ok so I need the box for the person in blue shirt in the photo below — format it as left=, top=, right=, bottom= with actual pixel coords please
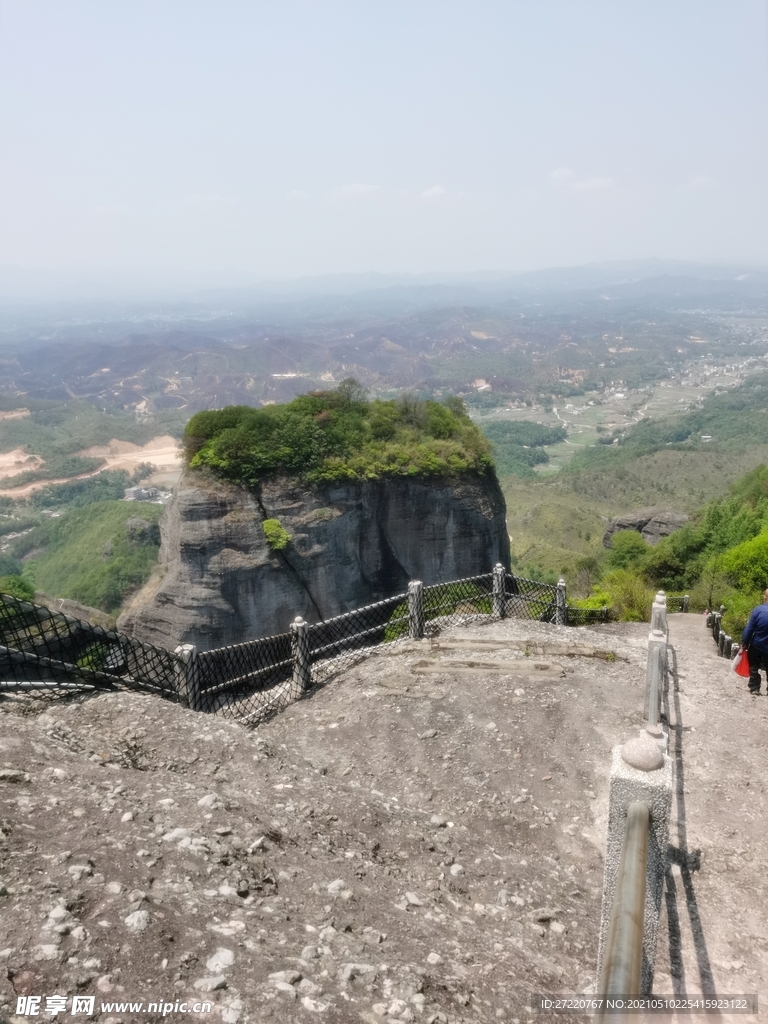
left=741, top=589, right=768, bottom=695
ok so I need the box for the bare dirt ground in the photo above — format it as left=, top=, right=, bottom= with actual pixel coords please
left=0, top=436, right=182, bottom=499
left=76, top=438, right=181, bottom=480
left=0, top=613, right=764, bottom=1024
left=0, top=448, right=43, bottom=483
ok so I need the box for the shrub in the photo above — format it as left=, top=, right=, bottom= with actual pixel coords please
left=0, top=575, right=34, bottom=601
left=599, top=569, right=654, bottom=622
left=262, top=519, right=291, bottom=550
left=721, top=531, right=768, bottom=593
left=606, top=530, right=649, bottom=570
left=719, top=588, right=761, bottom=638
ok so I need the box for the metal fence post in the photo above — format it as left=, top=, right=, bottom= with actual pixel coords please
left=492, top=563, right=506, bottom=619
left=174, top=643, right=201, bottom=711
left=408, top=580, right=425, bottom=639
left=291, top=616, right=312, bottom=692
left=556, top=577, right=567, bottom=625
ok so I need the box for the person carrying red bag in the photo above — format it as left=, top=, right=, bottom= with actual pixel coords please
left=741, top=588, right=768, bottom=695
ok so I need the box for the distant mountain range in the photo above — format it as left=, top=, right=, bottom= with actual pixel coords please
left=1, top=258, right=767, bottom=309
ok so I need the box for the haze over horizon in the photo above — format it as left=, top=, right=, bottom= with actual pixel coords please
left=1, top=1, right=767, bottom=300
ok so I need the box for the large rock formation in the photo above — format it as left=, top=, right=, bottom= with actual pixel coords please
left=602, top=506, right=688, bottom=548
left=119, top=470, right=510, bottom=651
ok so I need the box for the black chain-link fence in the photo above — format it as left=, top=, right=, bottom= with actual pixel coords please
left=0, top=594, right=181, bottom=701
left=0, top=569, right=565, bottom=720
left=422, top=573, right=496, bottom=628
left=194, top=631, right=294, bottom=722
left=504, top=573, right=559, bottom=621
left=565, top=606, right=614, bottom=626
left=307, top=592, right=409, bottom=684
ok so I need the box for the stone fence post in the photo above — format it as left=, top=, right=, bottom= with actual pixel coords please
left=290, top=616, right=312, bottom=692
left=408, top=580, right=425, bottom=639
left=645, top=628, right=667, bottom=724
left=174, top=643, right=201, bottom=712
left=597, top=734, right=672, bottom=995
left=492, top=563, right=506, bottom=619
left=650, top=591, right=667, bottom=634
left=556, top=578, right=567, bottom=626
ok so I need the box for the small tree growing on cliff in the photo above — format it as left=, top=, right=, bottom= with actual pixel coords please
left=262, top=519, right=291, bottom=551
left=336, top=378, right=368, bottom=404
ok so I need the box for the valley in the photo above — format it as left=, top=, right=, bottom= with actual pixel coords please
left=0, top=268, right=767, bottom=621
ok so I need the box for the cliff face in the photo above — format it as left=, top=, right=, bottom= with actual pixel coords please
left=602, top=506, right=689, bottom=547
left=119, top=471, right=510, bottom=651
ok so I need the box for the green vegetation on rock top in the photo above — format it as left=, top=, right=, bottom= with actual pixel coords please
left=184, top=384, right=493, bottom=485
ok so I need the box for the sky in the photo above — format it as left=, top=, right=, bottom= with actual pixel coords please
left=0, top=0, right=767, bottom=293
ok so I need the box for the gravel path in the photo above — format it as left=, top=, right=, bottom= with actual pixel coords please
left=653, top=613, right=768, bottom=1020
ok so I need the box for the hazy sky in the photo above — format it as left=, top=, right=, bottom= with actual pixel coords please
left=1, top=1, right=767, bottom=289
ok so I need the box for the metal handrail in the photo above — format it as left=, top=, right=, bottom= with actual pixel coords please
left=597, top=801, right=650, bottom=1013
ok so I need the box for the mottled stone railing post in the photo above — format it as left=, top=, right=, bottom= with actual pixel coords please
left=492, top=563, right=506, bottom=619
left=408, top=580, right=425, bottom=639
left=645, top=628, right=667, bottom=725
left=291, top=616, right=312, bottom=692
left=556, top=577, right=567, bottom=626
left=650, top=591, right=667, bottom=634
left=597, top=734, right=672, bottom=996
left=682, top=594, right=689, bottom=613
left=646, top=644, right=664, bottom=729
left=174, top=643, right=201, bottom=712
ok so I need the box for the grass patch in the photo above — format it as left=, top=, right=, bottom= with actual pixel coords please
left=11, top=501, right=163, bottom=613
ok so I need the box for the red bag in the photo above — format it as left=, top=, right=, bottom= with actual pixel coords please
left=732, top=648, right=750, bottom=677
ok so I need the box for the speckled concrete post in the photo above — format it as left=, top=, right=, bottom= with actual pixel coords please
left=597, top=744, right=672, bottom=995
left=492, top=563, right=506, bottom=619
left=408, top=580, right=425, bottom=639
left=290, top=616, right=312, bottom=692
left=174, top=643, right=201, bottom=711
left=556, top=578, right=566, bottom=626
left=650, top=603, right=666, bottom=634
left=644, top=629, right=667, bottom=723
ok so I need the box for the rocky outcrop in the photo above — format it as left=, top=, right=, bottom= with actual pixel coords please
left=119, top=470, right=510, bottom=651
left=602, top=506, right=688, bottom=548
